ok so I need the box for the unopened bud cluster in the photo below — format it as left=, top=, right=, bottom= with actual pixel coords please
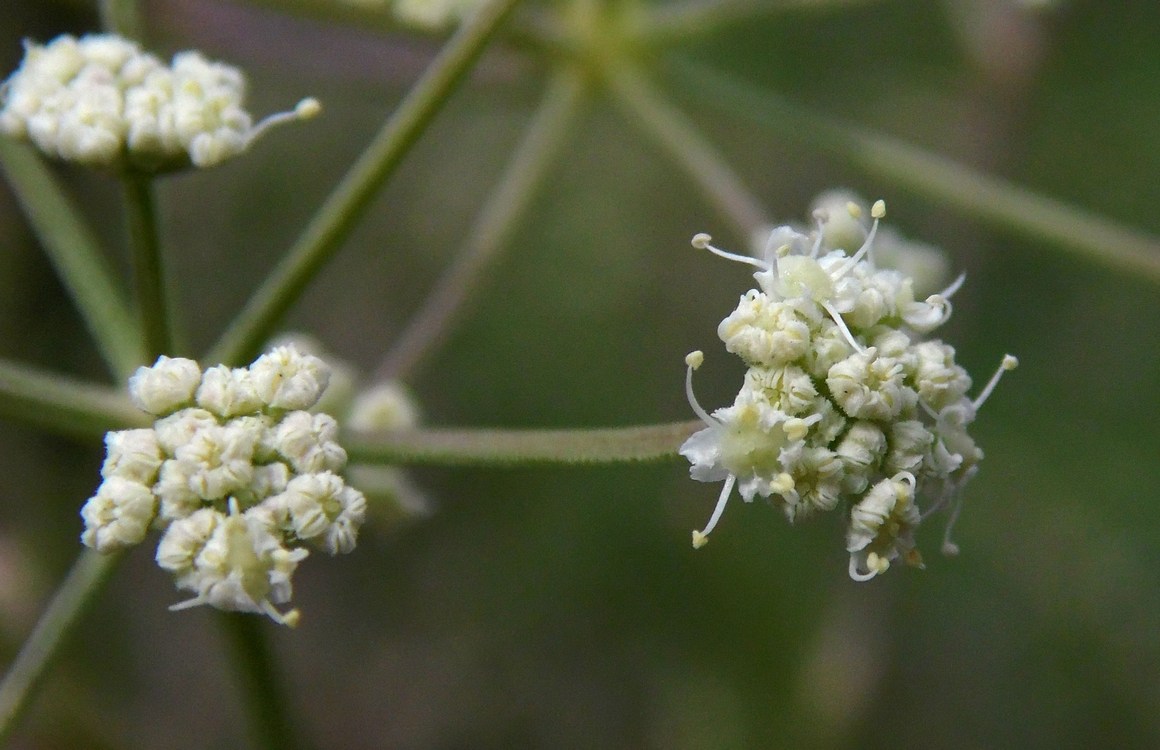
left=0, top=34, right=319, bottom=170
left=81, top=345, right=366, bottom=626
left=683, top=197, right=1016, bottom=580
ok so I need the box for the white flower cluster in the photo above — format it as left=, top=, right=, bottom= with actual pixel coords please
left=0, top=34, right=320, bottom=170
left=682, top=197, right=1017, bottom=580
left=81, top=346, right=367, bottom=626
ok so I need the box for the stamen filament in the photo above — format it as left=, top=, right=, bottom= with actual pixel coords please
left=692, top=473, right=735, bottom=548
left=685, top=355, right=718, bottom=427
left=972, top=354, right=1019, bottom=410
left=821, top=301, right=866, bottom=353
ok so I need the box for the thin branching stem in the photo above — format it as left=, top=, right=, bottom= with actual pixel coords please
left=0, top=357, right=148, bottom=438
left=219, top=614, right=304, bottom=750
left=605, top=64, right=769, bottom=241
left=207, top=0, right=526, bottom=367
left=672, top=59, right=1160, bottom=281
left=346, top=421, right=702, bottom=466
left=123, top=173, right=174, bottom=359
left=0, top=551, right=122, bottom=744
left=376, top=66, right=587, bottom=381
left=0, top=140, right=144, bottom=380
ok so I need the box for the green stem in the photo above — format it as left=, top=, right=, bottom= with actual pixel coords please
left=207, top=0, right=525, bottom=367
left=672, top=59, right=1160, bottom=281
left=0, top=550, right=122, bottom=745
left=98, top=0, right=144, bottom=39
left=345, top=420, right=701, bottom=466
left=634, top=0, right=874, bottom=48
left=0, top=357, right=148, bottom=439
left=605, top=64, right=769, bottom=241
left=375, top=67, right=587, bottom=381
left=218, top=614, right=303, bottom=750
left=0, top=139, right=144, bottom=381
left=123, top=174, right=173, bottom=359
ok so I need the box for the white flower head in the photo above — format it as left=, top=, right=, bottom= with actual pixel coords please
left=81, top=476, right=157, bottom=552
left=128, top=356, right=201, bottom=415
left=1, top=34, right=320, bottom=171
left=249, top=345, right=331, bottom=411
left=685, top=196, right=1016, bottom=579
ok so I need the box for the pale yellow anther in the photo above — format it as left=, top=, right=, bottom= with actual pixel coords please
left=775, top=244, right=792, bottom=257
left=295, top=98, right=322, bottom=119
left=871, top=199, right=886, bottom=219
left=692, top=530, right=709, bottom=549
left=771, top=473, right=795, bottom=494
left=846, top=201, right=863, bottom=219
left=782, top=418, right=809, bottom=441
left=691, top=233, right=712, bottom=250
left=1002, top=354, right=1019, bottom=370
left=685, top=350, right=704, bottom=369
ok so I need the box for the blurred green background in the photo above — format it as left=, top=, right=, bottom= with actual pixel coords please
left=2, top=0, right=1159, bottom=747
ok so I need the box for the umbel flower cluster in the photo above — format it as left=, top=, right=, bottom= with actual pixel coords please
left=0, top=33, right=319, bottom=171
left=682, top=197, right=1016, bottom=580
left=81, top=346, right=367, bottom=626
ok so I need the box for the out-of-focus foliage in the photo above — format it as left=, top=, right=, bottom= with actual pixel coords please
left=1, top=0, right=1158, bottom=747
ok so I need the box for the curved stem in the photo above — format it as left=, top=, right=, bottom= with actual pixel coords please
left=605, top=64, right=769, bottom=241
left=0, top=551, right=122, bottom=745
left=0, top=357, right=148, bottom=438
left=218, top=614, right=304, bottom=750
left=671, top=59, right=1160, bottom=282
left=207, top=0, right=525, bottom=367
left=345, top=420, right=702, bottom=466
left=375, top=66, right=587, bottom=381
left=0, top=139, right=144, bottom=381
left=123, top=174, right=174, bottom=359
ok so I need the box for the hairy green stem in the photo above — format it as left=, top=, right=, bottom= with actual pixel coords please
left=346, top=421, right=701, bottom=466
left=0, top=357, right=148, bottom=438
left=219, top=614, right=304, bottom=750
left=375, top=67, right=587, bottom=381
left=0, top=140, right=144, bottom=380
left=0, top=551, right=122, bottom=745
left=123, top=174, right=174, bottom=359
left=673, top=60, right=1160, bottom=281
left=207, top=0, right=525, bottom=367
left=606, top=64, right=768, bottom=241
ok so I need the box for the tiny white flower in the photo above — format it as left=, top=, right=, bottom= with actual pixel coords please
left=827, top=348, right=917, bottom=421
left=195, top=365, right=262, bottom=418
left=717, top=292, right=819, bottom=367
left=156, top=506, right=221, bottom=586
left=278, top=472, right=367, bottom=555
left=165, top=500, right=307, bottom=626
left=834, top=421, right=887, bottom=494
left=81, top=476, right=157, bottom=552
left=153, top=407, right=219, bottom=454
left=128, top=356, right=201, bottom=416
left=174, top=421, right=257, bottom=501
left=249, top=345, right=331, bottom=411
left=101, top=428, right=163, bottom=484
left=274, top=411, right=347, bottom=474
left=153, top=458, right=202, bottom=524
left=846, top=472, right=923, bottom=581
left=347, top=381, right=421, bottom=433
